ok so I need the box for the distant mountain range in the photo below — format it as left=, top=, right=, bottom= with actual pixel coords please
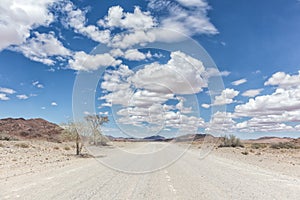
left=143, top=135, right=166, bottom=141
left=1, top=118, right=299, bottom=144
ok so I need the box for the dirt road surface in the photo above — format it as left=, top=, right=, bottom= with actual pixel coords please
left=1, top=142, right=299, bottom=199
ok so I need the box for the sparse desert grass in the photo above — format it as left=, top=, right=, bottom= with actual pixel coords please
left=53, top=146, right=60, bottom=150
left=14, top=143, right=30, bottom=148
left=251, top=143, right=267, bottom=149
left=241, top=151, right=249, bottom=155
left=219, top=135, right=244, bottom=148
left=270, top=142, right=299, bottom=149
left=0, top=143, right=4, bottom=147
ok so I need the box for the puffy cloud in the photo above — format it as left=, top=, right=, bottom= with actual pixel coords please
left=132, top=51, right=207, bottom=94
left=233, top=71, right=300, bottom=132
left=0, top=93, right=9, bottom=101
left=100, top=65, right=134, bottom=106
left=101, top=64, right=133, bottom=92
left=0, top=87, right=16, bottom=94
left=264, top=71, right=300, bottom=89
left=0, top=0, right=57, bottom=51
left=117, top=106, right=205, bottom=131
left=61, top=2, right=111, bottom=44
left=129, top=90, right=174, bottom=107
left=213, top=88, right=239, bottom=106
left=51, top=102, right=57, bottom=106
left=16, top=94, right=29, bottom=100
left=109, top=49, right=124, bottom=57
left=68, top=51, right=122, bottom=71
left=123, top=49, right=152, bottom=61
left=206, top=112, right=236, bottom=133
left=235, top=87, right=300, bottom=118
left=10, top=32, right=71, bottom=65
left=98, top=6, right=157, bottom=31
left=96, top=6, right=157, bottom=49
left=148, top=0, right=218, bottom=42
left=109, top=30, right=156, bottom=49
left=242, top=89, right=263, bottom=97
left=231, top=78, right=247, bottom=86
left=101, top=1, right=218, bottom=48
left=100, top=53, right=207, bottom=132
left=236, top=119, right=295, bottom=133
left=164, top=113, right=205, bottom=132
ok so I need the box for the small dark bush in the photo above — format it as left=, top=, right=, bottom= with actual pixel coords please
left=64, top=146, right=71, bottom=151
left=15, top=143, right=30, bottom=148
left=251, top=143, right=267, bottom=149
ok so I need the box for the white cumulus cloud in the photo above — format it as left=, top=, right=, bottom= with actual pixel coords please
left=98, top=6, right=157, bottom=31
left=123, top=49, right=152, bottom=61
left=10, top=32, right=71, bottom=65
left=131, top=51, right=207, bottom=94
left=213, top=88, right=239, bottom=106
left=264, top=71, right=300, bottom=89
left=61, top=1, right=111, bottom=44
left=68, top=51, right=122, bottom=71
left=0, top=0, right=57, bottom=51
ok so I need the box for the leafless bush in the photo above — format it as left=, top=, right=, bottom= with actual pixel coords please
left=219, top=135, right=244, bottom=148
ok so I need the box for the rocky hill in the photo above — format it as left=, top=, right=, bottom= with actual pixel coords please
left=0, top=118, right=64, bottom=142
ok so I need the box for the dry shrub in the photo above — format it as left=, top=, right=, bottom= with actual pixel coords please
left=219, top=135, right=244, bottom=148
left=251, top=143, right=267, bottom=149
left=15, top=143, right=30, bottom=148
left=53, top=146, right=60, bottom=150
left=64, top=146, right=71, bottom=151
left=270, top=142, right=298, bottom=149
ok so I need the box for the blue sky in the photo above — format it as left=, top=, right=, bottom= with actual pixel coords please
left=0, top=0, right=300, bottom=139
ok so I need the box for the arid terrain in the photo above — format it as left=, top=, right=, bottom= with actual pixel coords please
left=1, top=118, right=300, bottom=199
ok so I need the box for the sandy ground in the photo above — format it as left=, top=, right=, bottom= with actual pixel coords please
left=1, top=140, right=299, bottom=180
left=0, top=140, right=89, bottom=179
left=191, top=143, right=300, bottom=178
left=0, top=141, right=299, bottom=199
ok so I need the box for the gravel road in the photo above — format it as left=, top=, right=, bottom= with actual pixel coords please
left=1, top=142, right=299, bottom=200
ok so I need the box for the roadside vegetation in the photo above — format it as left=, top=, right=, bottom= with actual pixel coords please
left=61, top=114, right=109, bottom=155
left=219, top=135, right=244, bottom=148
left=251, top=143, right=267, bottom=149
left=270, top=142, right=299, bottom=149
